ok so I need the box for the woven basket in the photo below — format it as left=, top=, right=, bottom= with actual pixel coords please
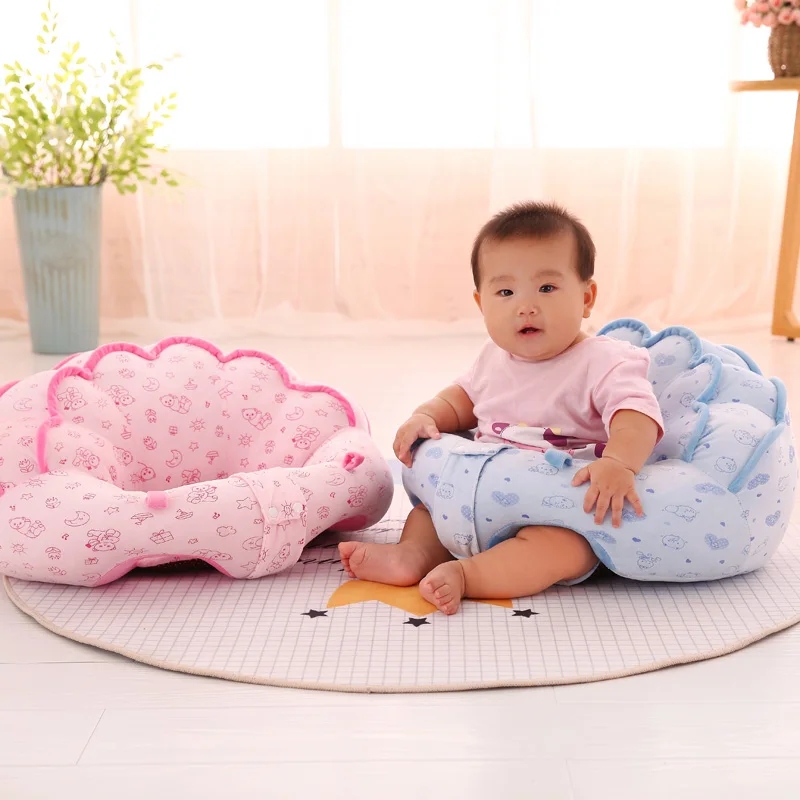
left=768, top=24, right=800, bottom=78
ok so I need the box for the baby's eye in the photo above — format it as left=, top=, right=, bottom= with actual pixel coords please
left=497, top=289, right=514, bottom=298
left=539, top=284, right=556, bottom=294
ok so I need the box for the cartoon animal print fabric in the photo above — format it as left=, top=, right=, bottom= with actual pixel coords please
left=0, top=338, right=392, bottom=586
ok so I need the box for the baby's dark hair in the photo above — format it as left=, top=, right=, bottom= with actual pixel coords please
left=470, top=201, right=595, bottom=288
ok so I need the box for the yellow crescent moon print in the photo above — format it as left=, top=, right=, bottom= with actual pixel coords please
left=327, top=580, right=512, bottom=616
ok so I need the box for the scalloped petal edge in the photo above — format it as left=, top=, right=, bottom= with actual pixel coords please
left=598, top=318, right=789, bottom=494
left=1, top=336, right=361, bottom=477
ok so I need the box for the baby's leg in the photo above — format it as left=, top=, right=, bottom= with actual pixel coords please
left=339, top=505, right=453, bottom=586
left=420, top=526, right=598, bottom=615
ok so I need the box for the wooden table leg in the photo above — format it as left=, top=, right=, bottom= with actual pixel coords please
left=772, top=93, right=800, bottom=340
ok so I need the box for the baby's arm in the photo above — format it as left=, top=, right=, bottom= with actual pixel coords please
left=573, top=346, right=664, bottom=527
left=603, top=409, right=660, bottom=473
left=394, top=385, right=477, bottom=467
left=415, top=385, right=477, bottom=433
left=572, top=409, right=660, bottom=527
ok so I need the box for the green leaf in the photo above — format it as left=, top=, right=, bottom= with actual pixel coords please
left=1, top=25, right=177, bottom=195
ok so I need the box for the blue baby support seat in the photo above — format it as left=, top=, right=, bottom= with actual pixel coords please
left=402, top=320, right=798, bottom=582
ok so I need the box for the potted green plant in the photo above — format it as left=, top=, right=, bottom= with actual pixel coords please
left=0, top=2, right=178, bottom=354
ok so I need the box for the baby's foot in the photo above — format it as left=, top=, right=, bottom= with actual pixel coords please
left=338, top=541, right=429, bottom=586
left=420, top=561, right=466, bottom=615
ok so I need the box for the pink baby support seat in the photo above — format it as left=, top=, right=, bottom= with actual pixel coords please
left=0, top=338, right=393, bottom=586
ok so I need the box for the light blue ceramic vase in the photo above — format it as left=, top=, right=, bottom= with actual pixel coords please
left=12, top=185, right=102, bottom=355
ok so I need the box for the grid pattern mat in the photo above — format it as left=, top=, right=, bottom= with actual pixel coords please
left=6, top=500, right=800, bottom=692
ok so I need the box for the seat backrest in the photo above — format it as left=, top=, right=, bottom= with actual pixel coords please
left=600, top=319, right=786, bottom=490
left=3, top=340, right=356, bottom=491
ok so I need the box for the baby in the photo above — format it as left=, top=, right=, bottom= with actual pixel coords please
left=339, top=201, right=664, bottom=614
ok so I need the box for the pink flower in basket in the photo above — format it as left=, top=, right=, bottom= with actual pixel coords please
left=740, top=0, right=800, bottom=18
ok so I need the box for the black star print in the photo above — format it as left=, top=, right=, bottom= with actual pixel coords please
left=302, top=609, right=328, bottom=618
left=512, top=609, right=539, bottom=618
left=404, top=617, right=430, bottom=627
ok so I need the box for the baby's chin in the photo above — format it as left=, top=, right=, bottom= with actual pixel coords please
left=497, top=330, right=576, bottom=361
left=507, top=336, right=555, bottom=361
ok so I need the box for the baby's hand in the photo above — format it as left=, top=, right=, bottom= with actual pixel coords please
left=571, top=456, right=644, bottom=528
left=393, top=413, right=441, bottom=468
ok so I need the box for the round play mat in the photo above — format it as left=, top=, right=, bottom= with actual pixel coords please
left=5, top=515, right=800, bottom=693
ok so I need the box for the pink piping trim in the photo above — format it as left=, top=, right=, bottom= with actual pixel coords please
left=37, top=336, right=359, bottom=473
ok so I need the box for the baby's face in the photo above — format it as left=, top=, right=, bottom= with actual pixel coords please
left=474, top=232, right=596, bottom=361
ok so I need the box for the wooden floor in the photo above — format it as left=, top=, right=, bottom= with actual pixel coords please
left=0, top=329, right=799, bottom=799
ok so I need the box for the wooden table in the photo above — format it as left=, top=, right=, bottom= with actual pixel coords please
left=731, top=78, right=800, bottom=340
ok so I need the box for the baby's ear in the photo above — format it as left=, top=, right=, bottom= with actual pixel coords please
left=473, top=289, right=483, bottom=312
left=583, top=279, right=598, bottom=318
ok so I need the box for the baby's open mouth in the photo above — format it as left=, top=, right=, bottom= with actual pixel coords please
left=518, top=326, right=540, bottom=335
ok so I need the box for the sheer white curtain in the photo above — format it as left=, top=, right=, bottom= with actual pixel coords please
left=0, top=0, right=796, bottom=338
